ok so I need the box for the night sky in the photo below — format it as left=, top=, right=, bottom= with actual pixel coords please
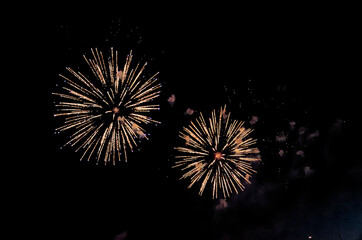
left=6, top=8, right=361, bottom=240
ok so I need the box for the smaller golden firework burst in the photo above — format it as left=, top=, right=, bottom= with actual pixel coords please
left=174, top=106, right=261, bottom=199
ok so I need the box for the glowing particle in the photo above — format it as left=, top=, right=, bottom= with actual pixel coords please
left=278, top=149, right=285, bottom=157
left=167, top=94, right=176, bottom=106
left=185, top=108, right=195, bottom=115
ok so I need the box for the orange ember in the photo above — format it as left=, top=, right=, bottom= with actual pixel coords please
left=112, top=107, right=120, bottom=114
left=214, top=152, right=223, bottom=160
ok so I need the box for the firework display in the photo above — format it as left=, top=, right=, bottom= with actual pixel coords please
left=53, top=48, right=161, bottom=164
left=174, top=106, right=261, bottom=199
left=47, top=16, right=358, bottom=240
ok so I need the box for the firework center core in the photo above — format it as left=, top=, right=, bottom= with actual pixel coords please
left=112, top=107, right=120, bottom=114
left=214, top=151, right=223, bottom=160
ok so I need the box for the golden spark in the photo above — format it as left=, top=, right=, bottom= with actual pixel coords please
left=173, top=106, right=261, bottom=199
left=53, top=48, right=161, bottom=164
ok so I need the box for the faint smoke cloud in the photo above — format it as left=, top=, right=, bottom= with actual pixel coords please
left=288, top=168, right=299, bottom=179
left=307, top=130, right=320, bottom=140
left=114, top=231, right=127, bottom=240
left=276, top=84, right=287, bottom=92
left=250, top=115, right=259, bottom=125
left=303, top=166, right=314, bottom=176
left=334, top=118, right=343, bottom=128
left=298, top=127, right=307, bottom=135
left=289, top=121, right=296, bottom=130
left=276, top=132, right=287, bottom=142
left=215, top=199, right=228, bottom=211
left=296, top=150, right=304, bottom=158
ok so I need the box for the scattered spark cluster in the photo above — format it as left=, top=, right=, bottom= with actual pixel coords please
left=275, top=120, right=320, bottom=172
left=53, top=48, right=161, bottom=164
left=173, top=106, right=261, bottom=199
left=222, top=80, right=322, bottom=182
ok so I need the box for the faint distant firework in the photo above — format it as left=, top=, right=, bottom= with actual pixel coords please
left=173, top=106, right=261, bottom=199
left=53, top=48, right=161, bottom=164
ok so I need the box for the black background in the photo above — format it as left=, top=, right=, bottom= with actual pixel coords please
left=4, top=6, right=361, bottom=240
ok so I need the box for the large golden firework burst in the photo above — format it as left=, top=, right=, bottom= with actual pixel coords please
left=174, top=106, right=261, bottom=199
left=53, top=48, right=161, bottom=164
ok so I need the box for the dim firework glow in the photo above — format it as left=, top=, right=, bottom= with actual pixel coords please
left=53, top=48, right=161, bottom=164
left=174, top=106, right=261, bottom=199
